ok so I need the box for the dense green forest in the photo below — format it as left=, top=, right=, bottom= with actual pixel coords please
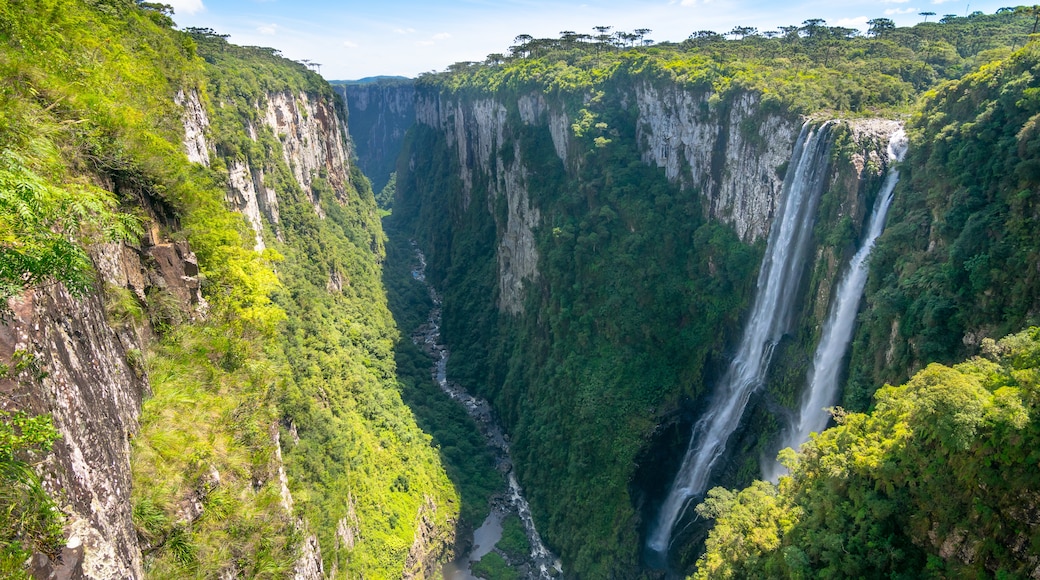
left=697, top=326, right=1040, bottom=579
left=391, top=9, right=1040, bottom=578
left=0, top=1, right=458, bottom=578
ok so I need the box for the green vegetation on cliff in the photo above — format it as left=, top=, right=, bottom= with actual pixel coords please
left=422, top=10, right=1034, bottom=116
left=848, top=41, right=1040, bottom=408
left=0, top=1, right=458, bottom=577
left=696, top=327, right=1040, bottom=578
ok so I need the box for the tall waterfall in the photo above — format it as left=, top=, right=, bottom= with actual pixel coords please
left=763, top=128, right=908, bottom=482
left=646, top=121, right=834, bottom=558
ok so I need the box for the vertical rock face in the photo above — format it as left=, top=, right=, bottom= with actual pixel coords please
left=2, top=236, right=206, bottom=580
left=175, top=88, right=211, bottom=167
left=337, top=80, right=416, bottom=194
left=415, top=92, right=542, bottom=314
left=634, top=84, right=799, bottom=243
left=412, top=85, right=799, bottom=313
left=187, top=89, right=353, bottom=252
left=264, top=91, right=352, bottom=200
left=227, top=161, right=268, bottom=252
left=1, top=285, right=145, bottom=580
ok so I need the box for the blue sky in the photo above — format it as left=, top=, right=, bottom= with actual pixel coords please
left=167, top=0, right=1017, bottom=79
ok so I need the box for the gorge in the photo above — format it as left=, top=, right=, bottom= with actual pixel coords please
left=3, top=2, right=1040, bottom=580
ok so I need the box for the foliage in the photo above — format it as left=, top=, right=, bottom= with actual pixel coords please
left=696, top=327, right=1040, bottom=579
left=419, top=11, right=1037, bottom=117
left=131, top=326, right=298, bottom=578
left=0, top=412, right=63, bottom=580
left=382, top=231, right=502, bottom=529
left=848, top=41, right=1040, bottom=408
left=0, top=148, right=141, bottom=304
left=471, top=551, right=519, bottom=580
left=496, top=514, right=531, bottom=562
left=376, top=171, right=397, bottom=213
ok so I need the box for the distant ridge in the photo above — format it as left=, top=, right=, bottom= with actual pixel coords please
left=330, top=75, right=412, bottom=85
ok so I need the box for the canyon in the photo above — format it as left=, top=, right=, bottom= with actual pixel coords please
left=4, top=4, right=1040, bottom=580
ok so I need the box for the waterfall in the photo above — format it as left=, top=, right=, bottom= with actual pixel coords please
left=646, top=121, right=834, bottom=558
left=762, top=128, right=908, bottom=482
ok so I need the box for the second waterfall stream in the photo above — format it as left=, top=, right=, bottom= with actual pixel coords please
left=763, top=127, right=908, bottom=481
left=647, top=121, right=835, bottom=558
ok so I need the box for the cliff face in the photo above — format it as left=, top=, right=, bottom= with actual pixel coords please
left=218, top=89, right=355, bottom=250
left=336, top=80, right=415, bottom=194
left=415, top=93, right=541, bottom=314
left=635, top=84, right=798, bottom=243
left=2, top=230, right=205, bottom=579
left=410, top=85, right=801, bottom=317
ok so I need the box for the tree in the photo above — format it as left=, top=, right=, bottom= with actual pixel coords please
left=1015, top=5, right=1040, bottom=34
left=801, top=18, right=827, bottom=38
left=920, top=11, right=936, bottom=22
left=867, top=18, right=895, bottom=37
left=728, top=26, right=758, bottom=40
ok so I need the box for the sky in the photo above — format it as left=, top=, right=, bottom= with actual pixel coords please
left=166, top=0, right=1018, bottom=80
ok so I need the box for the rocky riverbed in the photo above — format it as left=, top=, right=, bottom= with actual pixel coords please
left=409, top=245, right=562, bottom=580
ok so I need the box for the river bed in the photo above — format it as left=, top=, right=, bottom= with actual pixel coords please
left=409, top=244, right=562, bottom=580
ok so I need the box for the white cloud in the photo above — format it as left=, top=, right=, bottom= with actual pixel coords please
left=884, top=7, right=917, bottom=14
left=416, top=40, right=435, bottom=46
left=432, top=32, right=452, bottom=40
left=931, top=0, right=955, bottom=3
left=836, top=16, right=869, bottom=30
left=880, top=0, right=909, bottom=3
left=257, top=23, right=277, bottom=35
left=342, top=40, right=358, bottom=48
left=167, top=0, right=204, bottom=15
left=394, top=27, right=416, bottom=35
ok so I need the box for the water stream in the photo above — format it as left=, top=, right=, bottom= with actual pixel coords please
left=409, top=245, right=562, bottom=579
left=762, top=128, right=908, bottom=482
left=646, top=121, right=834, bottom=559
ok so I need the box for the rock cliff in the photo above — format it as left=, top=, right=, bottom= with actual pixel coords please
left=3, top=233, right=206, bottom=579
left=634, top=85, right=799, bottom=242
left=414, top=92, right=541, bottom=314
left=336, top=80, right=415, bottom=194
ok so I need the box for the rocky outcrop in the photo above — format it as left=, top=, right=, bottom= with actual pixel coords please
left=634, top=84, right=799, bottom=242
left=1, top=283, right=145, bottom=580
left=402, top=496, right=451, bottom=579
left=264, top=91, right=352, bottom=203
left=227, top=160, right=269, bottom=252
left=415, top=94, right=542, bottom=314
left=175, top=88, right=211, bottom=167
left=218, top=90, right=352, bottom=251
left=2, top=234, right=207, bottom=580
